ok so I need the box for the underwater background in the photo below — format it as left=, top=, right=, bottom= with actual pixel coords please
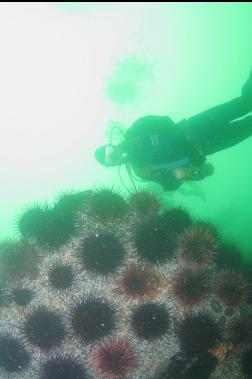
left=0, top=2, right=252, bottom=255
left=1, top=3, right=252, bottom=379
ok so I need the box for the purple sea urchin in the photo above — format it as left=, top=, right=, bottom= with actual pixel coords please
left=79, top=232, right=126, bottom=276
left=135, top=215, right=175, bottom=264
left=70, top=297, right=116, bottom=343
left=216, top=242, right=243, bottom=270
left=117, top=264, right=161, bottom=300
left=39, top=356, right=88, bottom=379
left=153, top=351, right=217, bottom=379
left=176, top=222, right=218, bottom=267
left=39, top=357, right=90, bottom=379
left=86, top=187, right=129, bottom=220
left=131, top=302, right=170, bottom=340
left=93, top=338, right=137, bottom=378
left=172, top=267, right=210, bottom=308
left=16, top=203, right=48, bottom=239
left=161, top=206, right=192, bottom=236
left=176, top=313, right=221, bottom=354
left=0, top=335, right=30, bottom=373
left=12, top=288, right=33, bottom=306
left=214, top=269, right=251, bottom=308
left=227, top=315, right=252, bottom=347
left=34, top=207, right=77, bottom=248
left=241, top=343, right=252, bottom=377
left=48, top=263, right=74, bottom=290
left=17, top=202, right=76, bottom=248
left=23, top=306, right=65, bottom=351
left=53, top=189, right=93, bottom=215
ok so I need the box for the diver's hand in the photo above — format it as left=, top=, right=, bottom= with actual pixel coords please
left=151, top=169, right=182, bottom=191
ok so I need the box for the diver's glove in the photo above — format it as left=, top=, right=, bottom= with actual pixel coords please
left=241, top=68, right=252, bottom=105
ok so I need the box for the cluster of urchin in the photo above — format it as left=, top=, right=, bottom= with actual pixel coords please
left=1, top=187, right=252, bottom=379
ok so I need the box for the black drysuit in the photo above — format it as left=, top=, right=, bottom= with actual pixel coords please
left=122, top=92, right=252, bottom=190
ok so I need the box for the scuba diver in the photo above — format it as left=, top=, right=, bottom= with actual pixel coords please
left=95, top=69, right=252, bottom=191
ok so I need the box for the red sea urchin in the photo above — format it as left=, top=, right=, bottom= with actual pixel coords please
left=128, top=188, right=163, bottom=222
left=176, top=222, right=218, bottom=267
left=172, top=267, right=210, bottom=308
left=0, top=239, right=39, bottom=282
left=117, top=264, right=162, bottom=300
left=214, top=268, right=251, bottom=308
left=93, top=338, right=137, bottom=378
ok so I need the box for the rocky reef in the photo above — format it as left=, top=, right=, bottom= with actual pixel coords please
left=0, top=187, right=252, bottom=379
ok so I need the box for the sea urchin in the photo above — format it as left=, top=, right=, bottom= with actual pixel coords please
left=70, top=297, right=116, bottom=344
left=176, top=312, right=221, bottom=354
left=117, top=264, right=161, bottom=300
left=172, top=267, right=210, bottom=308
left=23, top=306, right=65, bottom=351
left=131, top=302, right=170, bottom=340
left=93, top=338, right=137, bottom=378
left=214, top=268, right=251, bottom=308
left=176, top=222, right=218, bottom=267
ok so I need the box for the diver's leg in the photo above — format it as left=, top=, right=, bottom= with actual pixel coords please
left=186, top=68, right=252, bottom=127
left=241, top=68, right=252, bottom=103
left=178, top=69, right=252, bottom=155
left=178, top=98, right=252, bottom=155
left=185, top=96, right=252, bottom=129
left=209, top=116, right=252, bottom=154
left=194, top=116, right=252, bottom=155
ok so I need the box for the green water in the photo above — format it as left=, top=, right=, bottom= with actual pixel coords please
left=1, top=1, right=252, bottom=259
